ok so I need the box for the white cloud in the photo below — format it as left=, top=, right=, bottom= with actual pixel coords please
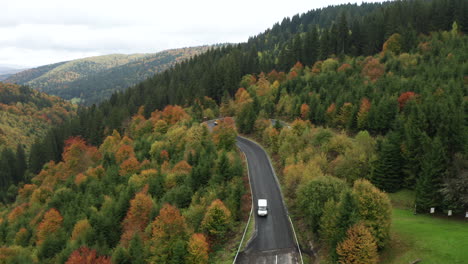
left=0, top=0, right=385, bottom=67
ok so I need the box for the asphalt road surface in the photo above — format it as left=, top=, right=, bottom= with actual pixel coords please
left=235, top=136, right=300, bottom=264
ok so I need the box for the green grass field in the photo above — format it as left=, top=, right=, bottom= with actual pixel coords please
left=381, top=191, right=468, bottom=264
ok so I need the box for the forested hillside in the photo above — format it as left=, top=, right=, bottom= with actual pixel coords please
left=25, top=0, right=466, bottom=177
left=0, top=82, right=76, bottom=202
left=0, top=0, right=466, bottom=263
left=5, top=46, right=212, bottom=105
left=0, top=106, right=247, bottom=263
left=0, top=66, right=27, bottom=81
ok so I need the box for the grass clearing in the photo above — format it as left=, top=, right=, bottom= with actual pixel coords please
left=388, top=189, right=416, bottom=210
left=380, top=208, right=468, bottom=264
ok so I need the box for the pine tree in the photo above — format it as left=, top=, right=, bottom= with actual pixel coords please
left=337, top=12, right=349, bottom=55
left=215, top=151, right=231, bottom=183
left=371, top=131, right=403, bottom=193
left=330, top=191, right=358, bottom=260
left=15, top=144, right=27, bottom=183
left=128, top=234, right=145, bottom=264
left=236, top=103, right=257, bottom=134
left=303, top=26, right=319, bottom=66
left=0, top=148, right=16, bottom=191
left=415, top=137, right=447, bottom=213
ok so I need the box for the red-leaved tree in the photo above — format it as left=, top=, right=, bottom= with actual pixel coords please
left=66, top=247, right=111, bottom=264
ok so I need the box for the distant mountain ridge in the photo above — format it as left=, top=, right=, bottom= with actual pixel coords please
left=4, top=46, right=212, bottom=105
left=0, top=66, right=28, bottom=81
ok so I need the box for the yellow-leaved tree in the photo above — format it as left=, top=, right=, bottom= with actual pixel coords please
left=336, top=222, right=378, bottom=264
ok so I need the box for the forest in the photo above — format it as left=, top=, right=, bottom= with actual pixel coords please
left=0, top=0, right=466, bottom=263
left=0, top=106, right=248, bottom=263
left=5, top=46, right=212, bottom=105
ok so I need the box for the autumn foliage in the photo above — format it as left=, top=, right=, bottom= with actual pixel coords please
left=186, top=233, right=210, bottom=264
left=149, top=204, right=188, bottom=262
left=119, top=157, right=141, bottom=176
left=71, top=219, right=92, bottom=243
left=37, top=208, right=63, bottom=245
left=382, top=33, right=402, bottom=54
left=398, top=91, right=417, bottom=110
left=361, top=57, right=385, bottom=82
left=357, top=98, right=371, bottom=129
left=300, top=103, right=310, bottom=120
left=201, top=199, right=232, bottom=241
left=121, top=190, right=153, bottom=246
left=66, top=247, right=112, bottom=264
left=336, top=223, right=378, bottom=264
left=151, top=105, right=190, bottom=125
left=62, top=137, right=101, bottom=174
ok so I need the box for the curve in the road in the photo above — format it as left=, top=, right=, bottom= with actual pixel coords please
left=236, top=136, right=300, bottom=264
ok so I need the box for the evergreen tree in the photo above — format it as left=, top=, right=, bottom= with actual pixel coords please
left=319, top=29, right=331, bottom=60
left=216, top=151, right=231, bottom=183
left=337, top=12, right=349, bottom=55
left=402, top=101, right=427, bottom=187
left=236, top=103, right=257, bottom=134
left=128, top=234, right=145, bottom=264
left=330, top=191, right=358, bottom=261
left=292, top=34, right=303, bottom=63
left=0, top=148, right=16, bottom=191
left=15, top=144, right=27, bottom=183
left=350, top=20, right=364, bottom=56
left=415, top=137, right=448, bottom=213
left=371, top=131, right=403, bottom=193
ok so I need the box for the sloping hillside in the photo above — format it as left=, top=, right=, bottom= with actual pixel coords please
left=0, top=82, right=76, bottom=151
left=4, top=46, right=212, bottom=105
left=0, top=66, right=28, bottom=81
left=4, top=61, right=68, bottom=84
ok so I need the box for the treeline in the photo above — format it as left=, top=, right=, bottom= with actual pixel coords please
left=0, top=107, right=247, bottom=263
left=229, top=27, right=467, bottom=212
left=26, top=0, right=467, bottom=179
left=252, top=0, right=468, bottom=71
left=0, top=83, right=76, bottom=201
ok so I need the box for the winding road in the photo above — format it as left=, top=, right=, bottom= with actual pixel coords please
left=235, top=136, right=301, bottom=264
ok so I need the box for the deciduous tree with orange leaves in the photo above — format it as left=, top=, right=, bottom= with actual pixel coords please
left=336, top=222, right=378, bottom=264
left=300, top=103, right=310, bottom=120
left=66, top=247, right=112, bottom=264
left=119, top=157, right=141, bottom=176
left=151, top=105, right=190, bottom=125
left=361, top=57, right=385, bottom=82
left=62, top=137, right=101, bottom=174
left=37, top=208, right=63, bottom=245
left=357, top=98, right=371, bottom=130
left=186, top=233, right=209, bottom=264
left=120, top=189, right=153, bottom=246
left=149, top=204, right=189, bottom=263
left=397, top=91, right=417, bottom=110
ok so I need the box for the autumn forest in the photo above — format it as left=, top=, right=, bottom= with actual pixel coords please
left=0, top=0, right=467, bottom=263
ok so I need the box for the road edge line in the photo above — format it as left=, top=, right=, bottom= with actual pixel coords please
left=233, top=142, right=255, bottom=264
left=289, top=216, right=304, bottom=264
left=239, top=135, right=305, bottom=264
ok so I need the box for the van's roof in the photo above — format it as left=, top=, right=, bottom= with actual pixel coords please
left=258, top=199, right=267, bottom=205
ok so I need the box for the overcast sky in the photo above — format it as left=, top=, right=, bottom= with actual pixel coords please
left=1, top=0, right=386, bottom=68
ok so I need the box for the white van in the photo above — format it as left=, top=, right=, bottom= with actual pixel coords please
left=257, top=199, right=268, bottom=216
